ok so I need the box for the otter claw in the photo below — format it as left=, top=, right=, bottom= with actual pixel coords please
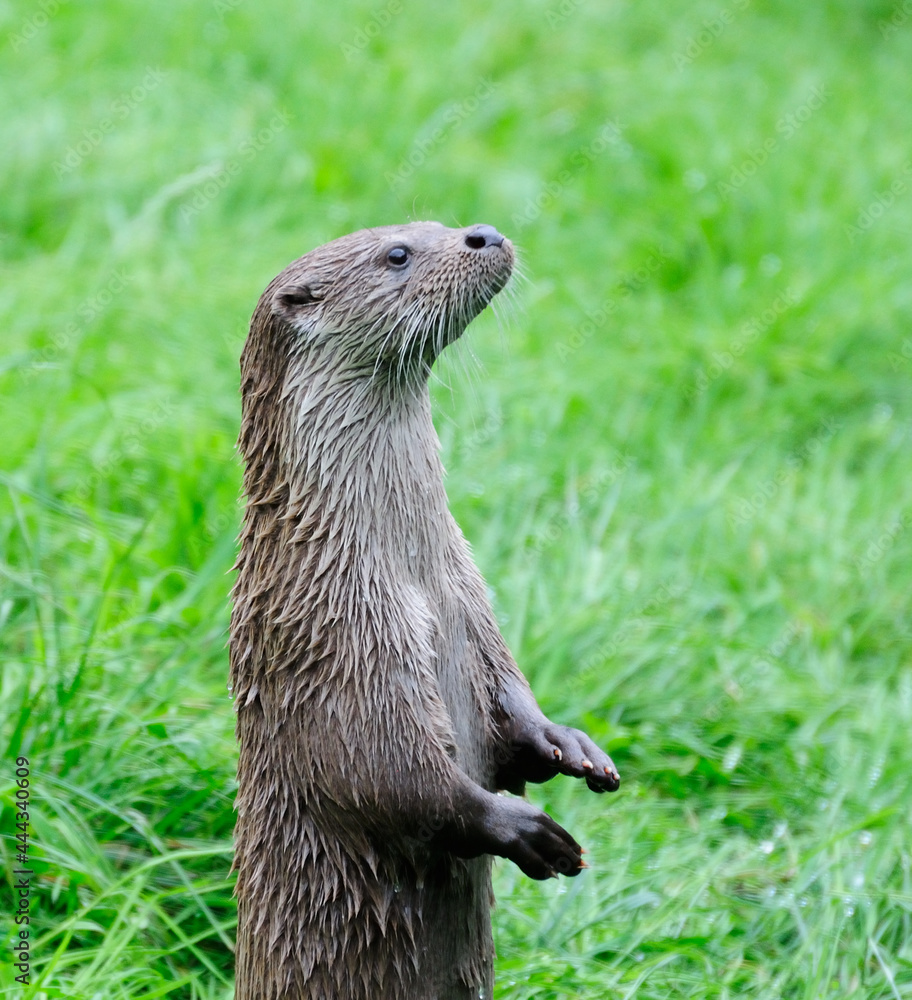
left=582, top=759, right=593, bottom=770
left=553, top=747, right=562, bottom=761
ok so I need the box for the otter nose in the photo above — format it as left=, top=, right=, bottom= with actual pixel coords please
left=464, top=224, right=505, bottom=250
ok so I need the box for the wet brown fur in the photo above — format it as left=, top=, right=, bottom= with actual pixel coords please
left=230, top=222, right=619, bottom=1000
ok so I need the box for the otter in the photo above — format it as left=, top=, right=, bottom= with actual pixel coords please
left=229, top=221, right=620, bottom=1000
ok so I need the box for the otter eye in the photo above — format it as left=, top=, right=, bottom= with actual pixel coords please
left=387, top=246, right=410, bottom=268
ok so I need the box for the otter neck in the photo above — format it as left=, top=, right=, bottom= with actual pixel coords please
left=251, top=372, right=450, bottom=585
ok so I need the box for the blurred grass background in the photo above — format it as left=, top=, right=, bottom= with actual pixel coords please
left=2, top=0, right=912, bottom=996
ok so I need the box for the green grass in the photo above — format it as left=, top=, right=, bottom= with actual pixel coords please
left=2, top=0, right=912, bottom=996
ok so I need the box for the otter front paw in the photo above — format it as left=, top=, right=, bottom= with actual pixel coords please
left=543, top=723, right=620, bottom=792
left=483, top=796, right=585, bottom=880
left=498, top=719, right=620, bottom=793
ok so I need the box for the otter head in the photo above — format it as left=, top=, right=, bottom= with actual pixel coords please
left=257, top=221, right=514, bottom=383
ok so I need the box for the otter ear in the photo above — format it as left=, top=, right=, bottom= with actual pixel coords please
left=271, top=282, right=326, bottom=319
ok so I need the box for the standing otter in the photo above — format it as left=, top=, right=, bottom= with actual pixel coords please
left=230, top=221, right=620, bottom=1000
